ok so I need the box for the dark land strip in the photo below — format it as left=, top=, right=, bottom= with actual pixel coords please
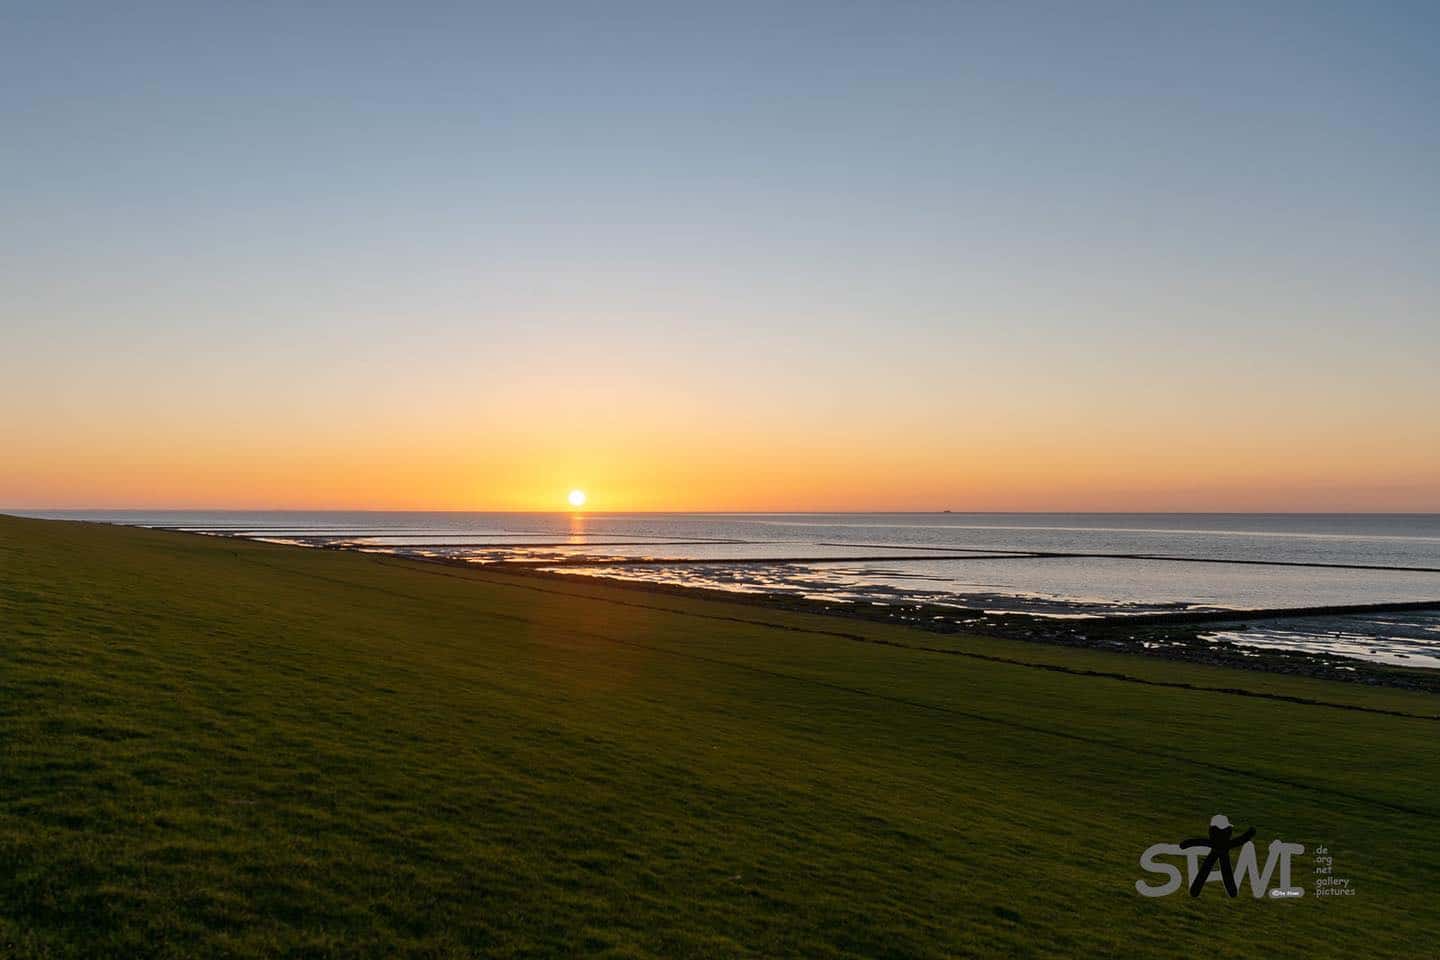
left=507, top=549, right=1440, bottom=575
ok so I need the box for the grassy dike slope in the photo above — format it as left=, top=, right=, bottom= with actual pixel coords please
left=1, top=515, right=1438, bottom=958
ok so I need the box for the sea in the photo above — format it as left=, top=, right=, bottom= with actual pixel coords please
left=19, top=511, right=1440, bottom=669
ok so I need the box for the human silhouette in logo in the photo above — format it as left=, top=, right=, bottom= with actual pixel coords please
left=1180, top=814, right=1255, bottom=897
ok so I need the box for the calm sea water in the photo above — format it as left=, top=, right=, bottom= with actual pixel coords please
left=20, top=511, right=1440, bottom=668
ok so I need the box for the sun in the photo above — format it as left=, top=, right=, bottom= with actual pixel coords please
left=567, top=489, right=587, bottom=508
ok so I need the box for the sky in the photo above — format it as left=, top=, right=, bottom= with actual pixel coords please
left=3, top=1, right=1438, bottom=511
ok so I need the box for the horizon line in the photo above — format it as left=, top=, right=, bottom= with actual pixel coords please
left=8, top=508, right=1440, bottom=517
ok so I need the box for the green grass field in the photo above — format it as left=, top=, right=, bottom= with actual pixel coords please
left=2, top=515, right=1438, bottom=958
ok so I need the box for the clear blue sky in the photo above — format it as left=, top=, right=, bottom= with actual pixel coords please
left=4, top=2, right=1438, bottom=510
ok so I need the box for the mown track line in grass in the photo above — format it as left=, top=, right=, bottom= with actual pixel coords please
left=573, top=627, right=1440, bottom=821
left=148, top=538, right=1440, bottom=724
left=373, top=558, right=1440, bottom=723
left=223, top=550, right=1440, bottom=820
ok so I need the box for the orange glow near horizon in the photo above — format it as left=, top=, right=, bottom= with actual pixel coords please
left=4, top=420, right=1438, bottom=513
left=4, top=333, right=1438, bottom=513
